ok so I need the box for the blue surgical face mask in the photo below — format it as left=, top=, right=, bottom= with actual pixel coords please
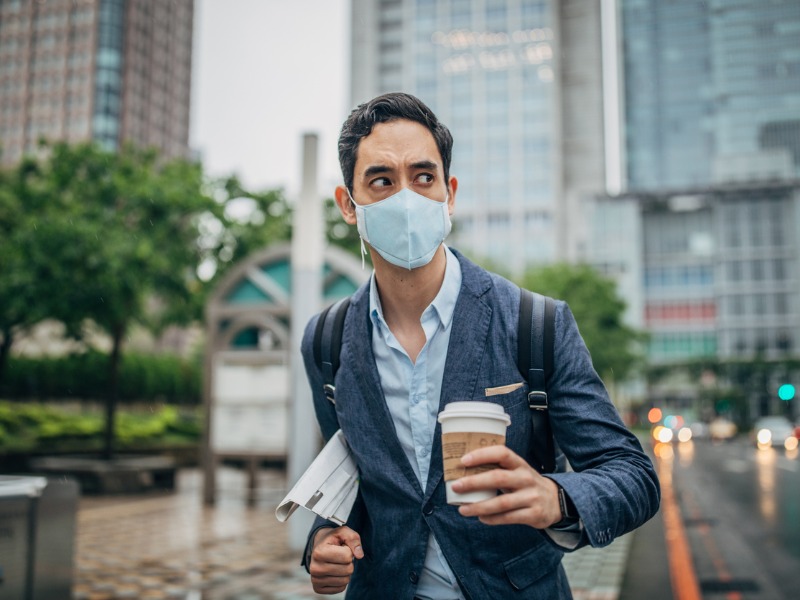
left=348, top=187, right=452, bottom=270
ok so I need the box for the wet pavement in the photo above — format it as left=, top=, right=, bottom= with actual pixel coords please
left=73, top=466, right=634, bottom=600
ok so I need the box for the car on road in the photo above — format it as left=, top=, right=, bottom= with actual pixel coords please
left=708, top=417, right=737, bottom=442
left=753, top=416, right=796, bottom=449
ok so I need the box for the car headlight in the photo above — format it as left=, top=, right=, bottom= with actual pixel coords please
left=757, top=429, right=772, bottom=445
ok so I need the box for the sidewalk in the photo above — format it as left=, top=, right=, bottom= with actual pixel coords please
left=72, top=466, right=636, bottom=600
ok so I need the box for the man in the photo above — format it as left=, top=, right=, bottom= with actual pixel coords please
left=300, top=92, right=659, bottom=599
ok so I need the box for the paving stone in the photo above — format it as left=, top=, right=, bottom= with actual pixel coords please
left=73, top=467, right=630, bottom=599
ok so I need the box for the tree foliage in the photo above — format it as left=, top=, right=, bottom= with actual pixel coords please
left=1, top=142, right=221, bottom=456
left=1, top=143, right=361, bottom=381
left=518, top=263, right=645, bottom=382
left=198, top=175, right=293, bottom=284
left=325, top=197, right=363, bottom=258
left=1, top=139, right=373, bottom=455
left=41, top=143, right=217, bottom=332
left=0, top=156, right=55, bottom=379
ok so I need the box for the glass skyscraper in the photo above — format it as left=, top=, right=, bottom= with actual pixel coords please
left=350, top=0, right=607, bottom=273
left=0, top=0, right=194, bottom=166
left=592, top=0, right=800, bottom=370
left=622, top=0, right=800, bottom=190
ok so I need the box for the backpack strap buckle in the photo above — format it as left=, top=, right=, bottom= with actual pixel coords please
left=528, top=390, right=548, bottom=410
left=323, top=384, right=337, bottom=405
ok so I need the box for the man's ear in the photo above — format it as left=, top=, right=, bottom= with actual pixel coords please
left=334, top=185, right=357, bottom=225
left=446, top=176, right=458, bottom=216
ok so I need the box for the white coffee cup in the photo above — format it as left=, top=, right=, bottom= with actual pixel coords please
left=437, top=401, right=511, bottom=505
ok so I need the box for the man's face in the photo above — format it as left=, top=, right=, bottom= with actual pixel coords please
left=335, top=119, right=456, bottom=224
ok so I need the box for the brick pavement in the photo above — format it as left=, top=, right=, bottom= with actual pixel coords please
left=73, top=466, right=631, bottom=600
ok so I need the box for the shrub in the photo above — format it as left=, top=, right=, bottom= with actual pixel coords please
left=0, top=350, right=201, bottom=404
left=0, top=401, right=202, bottom=453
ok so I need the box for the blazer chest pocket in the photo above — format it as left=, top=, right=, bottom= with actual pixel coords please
left=473, top=386, right=531, bottom=455
left=482, top=381, right=528, bottom=407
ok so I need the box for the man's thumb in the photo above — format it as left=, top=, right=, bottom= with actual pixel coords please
left=337, top=528, right=364, bottom=560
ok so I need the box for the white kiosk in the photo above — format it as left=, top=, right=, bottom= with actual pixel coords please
left=202, top=243, right=366, bottom=505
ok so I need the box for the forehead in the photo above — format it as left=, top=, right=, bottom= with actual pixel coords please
left=355, top=119, right=441, bottom=171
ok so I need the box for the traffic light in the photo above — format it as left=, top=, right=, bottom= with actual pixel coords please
left=778, top=383, right=796, bottom=401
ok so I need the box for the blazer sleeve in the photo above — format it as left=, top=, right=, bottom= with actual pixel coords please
left=299, top=312, right=368, bottom=570
left=544, top=301, right=661, bottom=549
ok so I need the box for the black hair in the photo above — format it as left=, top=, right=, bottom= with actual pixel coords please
left=338, top=92, right=453, bottom=193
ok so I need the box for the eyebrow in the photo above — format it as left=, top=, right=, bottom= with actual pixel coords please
left=363, top=164, right=392, bottom=178
left=362, top=160, right=439, bottom=179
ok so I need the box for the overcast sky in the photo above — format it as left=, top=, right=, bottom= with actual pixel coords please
left=190, top=0, right=350, bottom=198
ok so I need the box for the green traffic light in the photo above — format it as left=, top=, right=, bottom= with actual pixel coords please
left=778, top=383, right=796, bottom=401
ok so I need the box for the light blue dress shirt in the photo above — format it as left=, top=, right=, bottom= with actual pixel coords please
left=368, top=246, right=465, bottom=600
left=367, top=246, right=582, bottom=598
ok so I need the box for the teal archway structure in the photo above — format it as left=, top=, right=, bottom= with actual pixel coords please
left=202, top=243, right=367, bottom=505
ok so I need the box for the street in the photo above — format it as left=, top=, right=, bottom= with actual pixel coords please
left=658, top=436, right=800, bottom=599
left=68, top=436, right=800, bottom=600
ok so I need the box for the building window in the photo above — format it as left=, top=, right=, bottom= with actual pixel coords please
left=92, top=0, right=125, bottom=149
left=751, top=259, right=764, bottom=281
left=773, top=258, right=786, bottom=281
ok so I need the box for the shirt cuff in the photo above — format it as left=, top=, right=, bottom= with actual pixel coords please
left=545, top=519, right=584, bottom=550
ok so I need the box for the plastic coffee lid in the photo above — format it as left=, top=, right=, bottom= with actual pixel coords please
left=437, top=401, right=511, bottom=425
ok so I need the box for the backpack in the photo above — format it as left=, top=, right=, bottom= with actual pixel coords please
left=312, top=288, right=561, bottom=473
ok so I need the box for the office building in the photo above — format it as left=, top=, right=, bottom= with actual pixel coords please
left=621, top=0, right=800, bottom=190
left=577, top=0, right=800, bottom=372
left=350, top=0, right=800, bottom=385
left=588, top=182, right=800, bottom=368
left=0, top=0, right=194, bottom=166
left=350, top=0, right=609, bottom=273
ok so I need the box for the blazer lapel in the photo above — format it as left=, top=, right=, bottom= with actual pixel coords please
left=347, top=286, right=426, bottom=497
left=424, top=252, right=494, bottom=500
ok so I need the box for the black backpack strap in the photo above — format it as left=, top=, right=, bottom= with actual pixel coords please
left=312, top=296, right=351, bottom=404
left=518, top=288, right=557, bottom=473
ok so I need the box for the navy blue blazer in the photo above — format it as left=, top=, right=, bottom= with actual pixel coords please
left=300, top=249, right=660, bottom=599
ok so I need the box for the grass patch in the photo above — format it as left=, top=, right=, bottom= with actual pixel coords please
left=0, top=401, right=202, bottom=454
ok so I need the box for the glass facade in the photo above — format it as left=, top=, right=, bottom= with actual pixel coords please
left=92, top=0, right=125, bottom=150
left=411, top=0, right=557, bottom=266
left=625, top=184, right=800, bottom=365
left=641, top=202, right=717, bottom=362
left=0, top=0, right=192, bottom=165
left=0, top=0, right=97, bottom=162
left=356, top=0, right=575, bottom=270
left=714, top=189, right=797, bottom=359
left=622, top=0, right=800, bottom=190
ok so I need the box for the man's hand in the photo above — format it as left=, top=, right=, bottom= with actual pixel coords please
left=309, top=526, right=364, bottom=594
left=451, top=445, right=563, bottom=528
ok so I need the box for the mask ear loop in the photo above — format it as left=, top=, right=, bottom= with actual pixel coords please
left=347, top=188, right=368, bottom=270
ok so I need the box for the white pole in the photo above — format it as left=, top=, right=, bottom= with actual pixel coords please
left=601, top=0, right=625, bottom=195
left=288, top=133, right=324, bottom=550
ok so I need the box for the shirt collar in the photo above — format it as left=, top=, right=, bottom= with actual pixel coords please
left=369, top=245, right=462, bottom=330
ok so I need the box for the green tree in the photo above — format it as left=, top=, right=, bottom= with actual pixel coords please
left=199, top=175, right=293, bottom=283
left=31, top=142, right=218, bottom=458
left=325, top=197, right=363, bottom=258
left=0, top=155, right=55, bottom=384
left=518, top=263, right=645, bottom=382
left=195, top=181, right=362, bottom=284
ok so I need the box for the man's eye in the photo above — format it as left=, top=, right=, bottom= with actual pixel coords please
left=416, top=173, right=434, bottom=184
left=371, top=177, right=391, bottom=187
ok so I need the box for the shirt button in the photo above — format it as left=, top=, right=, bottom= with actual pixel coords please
left=409, top=570, right=419, bottom=584
left=420, top=446, right=430, bottom=457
